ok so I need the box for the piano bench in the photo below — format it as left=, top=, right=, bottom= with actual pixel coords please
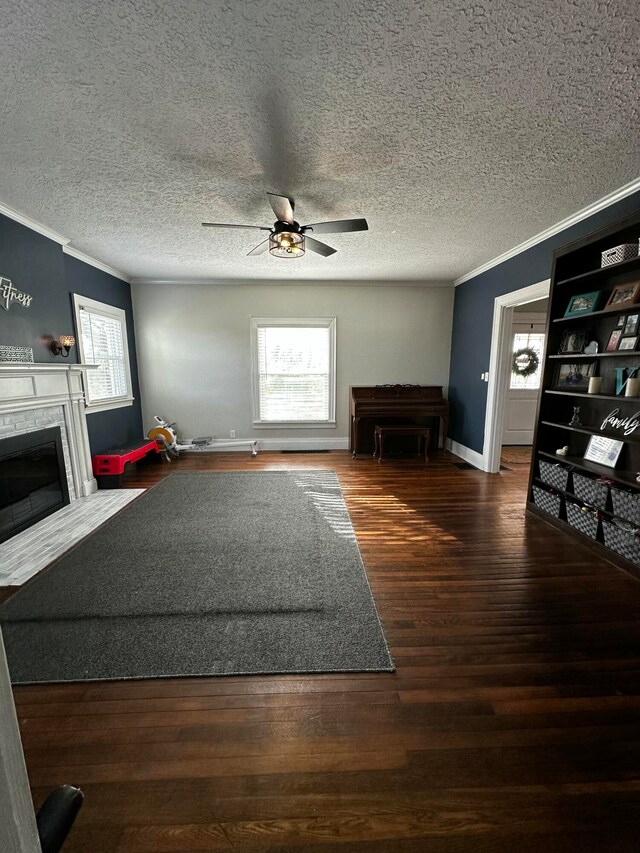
left=373, top=425, right=431, bottom=464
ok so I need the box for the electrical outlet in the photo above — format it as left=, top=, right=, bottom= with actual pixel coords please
left=230, top=429, right=236, bottom=439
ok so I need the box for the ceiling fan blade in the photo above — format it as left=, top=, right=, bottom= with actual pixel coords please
left=304, top=235, right=337, bottom=257
left=247, top=238, right=270, bottom=256
left=303, top=218, right=369, bottom=234
left=202, top=222, right=271, bottom=230
left=267, top=192, right=295, bottom=224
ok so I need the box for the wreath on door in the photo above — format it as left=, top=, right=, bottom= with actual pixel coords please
left=512, top=346, right=539, bottom=377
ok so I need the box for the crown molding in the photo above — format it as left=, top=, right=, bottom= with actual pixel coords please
left=454, top=176, right=640, bottom=287
left=130, top=277, right=453, bottom=287
left=0, top=198, right=130, bottom=283
left=62, top=245, right=130, bottom=283
left=0, top=200, right=68, bottom=245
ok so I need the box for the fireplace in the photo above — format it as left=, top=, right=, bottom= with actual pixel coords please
left=0, top=427, right=70, bottom=544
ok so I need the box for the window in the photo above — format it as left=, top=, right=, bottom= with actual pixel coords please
left=251, top=318, right=336, bottom=426
left=73, top=294, right=134, bottom=412
left=509, top=331, right=545, bottom=390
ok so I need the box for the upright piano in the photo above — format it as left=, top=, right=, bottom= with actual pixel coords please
left=349, top=385, right=449, bottom=457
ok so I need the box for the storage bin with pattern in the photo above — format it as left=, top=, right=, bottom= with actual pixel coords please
left=532, top=484, right=563, bottom=518
left=602, top=519, right=640, bottom=565
left=610, top=487, right=640, bottom=526
left=571, top=472, right=609, bottom=509
left=565, top=501, right=599, bottom=540
left=538, top=460, right=570, bottom=491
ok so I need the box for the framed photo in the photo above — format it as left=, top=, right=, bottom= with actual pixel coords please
left=554, top=362, right=596, bottom=389
left=616, top=314, right=627, bottom=328
left=584, top=435, right=623, bottom=468
left=564, top=291, right=600, bottom=317
left=604, top=281, right=640, bottom=312
left=618, top=335, right=638, bottom=351
left=606, top=329, right=622, bottom=351
left=624, top=313, right=640, bottom=336
left=558, top=330, right=585, bottom=353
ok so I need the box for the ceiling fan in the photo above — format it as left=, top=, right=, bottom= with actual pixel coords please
left=202, top=192, right=368, bottom=258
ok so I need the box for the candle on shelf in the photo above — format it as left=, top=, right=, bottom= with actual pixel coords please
left=588, top=377, right=602, bottom=394
left=625, top=378, right=640, bottom=397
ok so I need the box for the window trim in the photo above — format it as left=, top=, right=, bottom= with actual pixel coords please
left=73, top=293, right=134, bottom=413
left=250, top=317, right=337, bottom=428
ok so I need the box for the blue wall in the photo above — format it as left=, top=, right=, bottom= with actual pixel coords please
left=449, top=190, right=640, bottom=454
left=0, top=214, right=143, bottom=454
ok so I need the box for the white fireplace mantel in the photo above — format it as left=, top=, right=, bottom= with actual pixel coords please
left=0, top=362, right=100, bottom=498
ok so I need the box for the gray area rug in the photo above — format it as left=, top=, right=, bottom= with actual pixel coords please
left=0, top=471, right=393, bottom=683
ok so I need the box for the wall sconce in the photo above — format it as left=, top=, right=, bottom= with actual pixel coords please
left=51, top=335, right=75, bottom=357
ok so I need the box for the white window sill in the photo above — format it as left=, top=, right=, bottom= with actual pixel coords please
left=85, top=397, right=135, bottom=414
left=253, top=421, right=337, bottom=429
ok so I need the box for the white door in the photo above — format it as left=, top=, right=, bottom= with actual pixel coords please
left=502, top=319, right=546, bottom=445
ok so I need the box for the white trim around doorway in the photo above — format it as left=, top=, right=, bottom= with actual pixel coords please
left=482, top=279, right=551, bottom=473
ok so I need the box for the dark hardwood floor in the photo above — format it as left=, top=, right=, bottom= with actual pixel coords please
left=6, top=450, right=640, bottom=851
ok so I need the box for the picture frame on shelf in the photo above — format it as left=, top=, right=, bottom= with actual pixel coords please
left=606, top=329, right=623, bottom=351
left=554, top=362, right=596, bottom=389
left=618, top=336, right=639, bottom=351
left=558, top=329, right=586, bottom=353
left=604, top=280, right=640, bottom=312
left=564, top=291, right=601, bottom=317
left=584, top=435, right=624, bottom=468
left=624, top=313, right=640, bottom=336
left=616, top=314, right=627, bottom=328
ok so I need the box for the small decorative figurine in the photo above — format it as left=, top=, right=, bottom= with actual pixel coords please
left=584, top=340, right=599, bottom=354
left=569, top=406, right=581, bottom=426
left=636, top=473, right=640, bottom=483
left=556, top=446, right=569, bottom=456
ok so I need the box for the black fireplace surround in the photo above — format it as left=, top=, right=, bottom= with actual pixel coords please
left=0, top=427, right=70, bottom=544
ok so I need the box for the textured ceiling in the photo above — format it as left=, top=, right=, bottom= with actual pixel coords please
left=0, top=0, right=638, bottom=282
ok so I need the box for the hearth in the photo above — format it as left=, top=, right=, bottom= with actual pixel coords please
left=0, top=427, right=70, bottom=544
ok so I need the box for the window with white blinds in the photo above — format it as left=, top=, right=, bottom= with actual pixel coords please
left=252, top=318, right=336, bottom=425
left=73, top=294, right=133, bottom=410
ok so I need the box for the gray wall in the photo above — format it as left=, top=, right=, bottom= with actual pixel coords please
left=132, top=282, right=454, bottom=444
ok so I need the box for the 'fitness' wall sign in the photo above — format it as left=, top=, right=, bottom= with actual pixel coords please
left=1, top=276, right=34, bottom=311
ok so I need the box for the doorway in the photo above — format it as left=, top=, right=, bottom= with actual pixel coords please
left=482, top=280, right=550, bottom=473
left=501, top=301, right=547, bottom=464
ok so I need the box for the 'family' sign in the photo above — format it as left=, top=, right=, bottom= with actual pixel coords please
left=1, top=277, right=33, bottom=311
left=601, top=408, right=640, bottom=437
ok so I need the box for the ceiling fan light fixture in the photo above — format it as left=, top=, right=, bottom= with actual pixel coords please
left=269, top=231, right=305, bottom=258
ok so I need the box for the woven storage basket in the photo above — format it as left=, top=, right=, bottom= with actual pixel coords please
left=572, top=472, right=609, bottom=509
left=565, top=501, right=599, bottom=540
left=602, top=519, right=640, bottom=565
left=539, top=460, right=570, bottom=491
left=532, top=485, right=562, bottom=518
left=610, top=487, right=640, bottom=526
left=601, top=243, right=638, bottom=267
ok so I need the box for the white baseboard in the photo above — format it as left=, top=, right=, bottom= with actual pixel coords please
left=259, top=438, right=349, bottom=451
left=182, top=437, right=349, bottom=453
left=446, top=438, right=485, bottom=470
